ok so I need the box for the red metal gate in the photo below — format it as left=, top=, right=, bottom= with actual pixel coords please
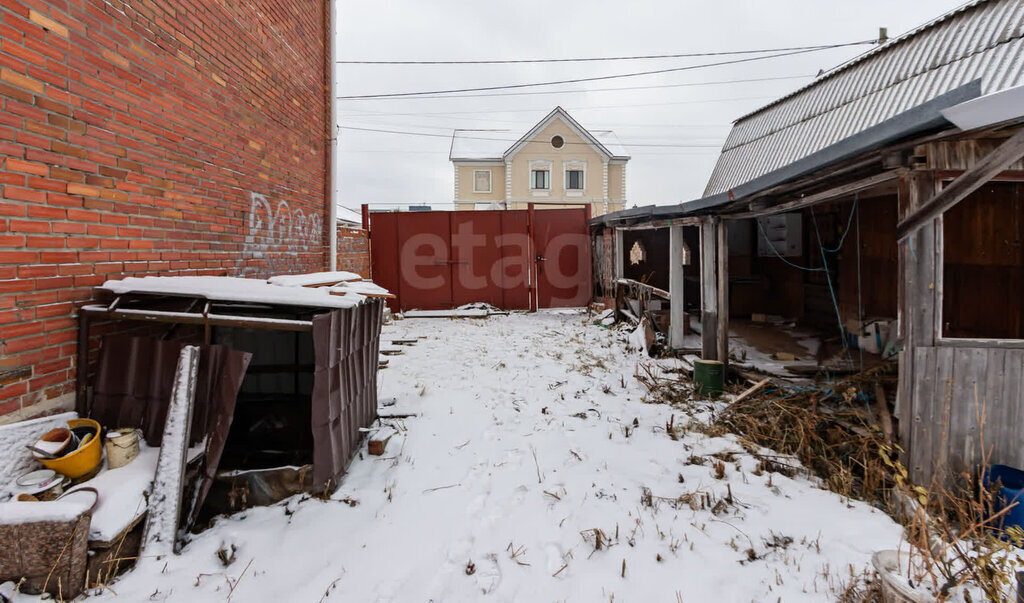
left=369, top=207, right=590, bottom=311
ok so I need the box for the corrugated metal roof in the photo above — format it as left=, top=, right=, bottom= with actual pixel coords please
left=704, top=0, right=1024, bottom=196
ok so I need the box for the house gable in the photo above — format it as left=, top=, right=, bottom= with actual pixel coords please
left=503, top=107, right=613, bottom=162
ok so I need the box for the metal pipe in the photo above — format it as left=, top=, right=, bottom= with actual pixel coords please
left=80, top=305, right=313, bottom=332
left=327, top=0, right=338, bottom=271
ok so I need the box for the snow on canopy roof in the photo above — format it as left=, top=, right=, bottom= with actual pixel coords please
left=703, top=0, right=1024, bottom=196
left=592, top=130, right=629, bottom=159
left=336, top=206, right=362, bottom=226
left=100, top=275, right=390, bottom=309
left=449, top=130, right=512, bottom=161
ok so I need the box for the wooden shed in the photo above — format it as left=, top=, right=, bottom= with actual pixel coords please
left=592, top=0, right=1024, bottom=486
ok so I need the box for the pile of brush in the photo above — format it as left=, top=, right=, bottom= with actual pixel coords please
left=712, top=363, right=898, bottom=502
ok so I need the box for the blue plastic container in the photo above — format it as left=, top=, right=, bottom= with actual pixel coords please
left=982, top=464, right=1024, bottom=534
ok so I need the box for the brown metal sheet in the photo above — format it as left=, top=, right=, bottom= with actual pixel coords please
left=310, top=299, right=383, bottom=491
left=86, top=337, right=251, bottom=528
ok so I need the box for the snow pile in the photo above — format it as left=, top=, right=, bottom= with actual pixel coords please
left=41, top=311, right=903, bottom=602
left=267, top=272, right=361, bottom=287
left=0, top=493, right=93, bottom=525
left=67, top=444, right=158, bottom=542
left=100, top=276, right=372, bottom=308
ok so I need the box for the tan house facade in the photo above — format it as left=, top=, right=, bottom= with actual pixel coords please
left=450, top=107, right=629, bottom=216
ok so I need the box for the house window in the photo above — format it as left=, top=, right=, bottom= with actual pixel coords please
left=473, top=169, right=491, bottom=193
left=531, top=169, right=550, bottom=190
left=551, top=135, right=564, bottom=149
left=566, top=169, right=584, bottom=190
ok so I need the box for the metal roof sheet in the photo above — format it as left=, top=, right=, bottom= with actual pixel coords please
left=704, top=0, right=1024, bottom=196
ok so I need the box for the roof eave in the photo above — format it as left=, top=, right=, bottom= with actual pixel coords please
left=592, top=82, right=981, bottom=228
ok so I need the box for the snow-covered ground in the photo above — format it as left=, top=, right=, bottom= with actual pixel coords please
left=71, top=310, right=901, bottom=602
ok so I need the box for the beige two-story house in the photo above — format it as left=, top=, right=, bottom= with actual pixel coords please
left=449, top=107, right=629, bottom=216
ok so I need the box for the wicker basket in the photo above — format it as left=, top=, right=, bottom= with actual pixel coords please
left=0, top=488, right=97, bottom=599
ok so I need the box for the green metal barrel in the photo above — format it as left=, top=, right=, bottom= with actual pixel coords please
left=693, top=360, right=724, bottom=397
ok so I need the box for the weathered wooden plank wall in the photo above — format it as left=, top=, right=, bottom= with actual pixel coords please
left=908, top=346, right=1024, bottom=486
left=917, top=139, right=1024, bottom=172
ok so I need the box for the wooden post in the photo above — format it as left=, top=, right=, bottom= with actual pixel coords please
left=669, top=224, right=686, bottom=349
left=613, top=228, right=624, bottom=280
left=717, top=219, right=730, bottom=368
left=896, top=170, right=938, bottom=481
left=528, top=202, right=538, bottom=312
left=700, top=217, right=719, bottom=360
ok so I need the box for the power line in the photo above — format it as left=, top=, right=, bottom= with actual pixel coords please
left=337, top=41, right=874, bottom=65
left=336, top=45, right=869, bottom=100
left=337, top=125, right=723, bottom=148
left=339, top=95, right=778, bottom=125
left=336, top=74, right=814, bottom=105
left=340, top=118, right=725, bottom=143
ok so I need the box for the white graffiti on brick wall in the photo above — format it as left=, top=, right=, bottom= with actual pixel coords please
left=236, top=192, right=323, bottom=277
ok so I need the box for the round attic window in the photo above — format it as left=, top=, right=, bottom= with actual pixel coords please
left=551, top=135, right=564, bottom=149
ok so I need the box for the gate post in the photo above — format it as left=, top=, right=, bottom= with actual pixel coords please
left=528, top=203, right=538, bottom=312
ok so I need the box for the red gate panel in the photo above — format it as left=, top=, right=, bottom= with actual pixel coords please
left=369, top=208, right=589, bottom=311
left=451, top=211, right=503, bottom=308
left=396, top=212, right=452, bottom=311
left=497, top=211, right=530, bottom=309
left=368, top=212, right=400, bottom=312
left=533, top=208, right=591, bottom=308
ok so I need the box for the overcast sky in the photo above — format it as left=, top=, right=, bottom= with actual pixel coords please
left=335, top=0, right=967, bottom=212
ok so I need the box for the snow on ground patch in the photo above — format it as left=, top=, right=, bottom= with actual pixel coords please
left=65, top=311, right=900, bottom=602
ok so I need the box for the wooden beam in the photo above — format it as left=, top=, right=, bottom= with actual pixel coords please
left=716, top=219, right=729, bottom=367
left=700, top=218, right=718, bottom=360
left=728, top=170, right=901, bottom=219
left=897, top=127, right=1024, bottom=242
left=669, top=225, right=686, bottom=349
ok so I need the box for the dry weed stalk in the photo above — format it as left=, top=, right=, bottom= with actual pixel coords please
left=884, top=386, right=1024, bottom=600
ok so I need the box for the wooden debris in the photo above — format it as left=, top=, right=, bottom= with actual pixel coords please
left=874, top=382, right=894, bottom=444
left=141, top=345, right=199, bottom=559
left=390, top=339, right=418, bottom=346
left=329, top=289, right=396, bottom=299
left=771, top=352, right=796, bottom=361
left=721, top=378, right=771, bottom=413
left=380, top=348, right=404, bottom=356
left=368, top=427, right=396, bottom=456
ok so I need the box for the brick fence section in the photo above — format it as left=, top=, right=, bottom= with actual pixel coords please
left=336, top=224, right=370, bottom=278
left=0, top=0, right=336, bottom=419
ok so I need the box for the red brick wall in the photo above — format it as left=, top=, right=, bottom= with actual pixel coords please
left=336, top=225, right=369, bottom=278
left=0, top=0, right=331, bottom=418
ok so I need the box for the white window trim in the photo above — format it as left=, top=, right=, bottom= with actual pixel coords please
left=528, top=159, right=552, bottom=193
left=564, top=160, right=586, bottom=196
left=473, top=169, right=492, bottom=193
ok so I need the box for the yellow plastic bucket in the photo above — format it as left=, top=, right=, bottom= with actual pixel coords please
left=39, top=418, right=103, bottom=479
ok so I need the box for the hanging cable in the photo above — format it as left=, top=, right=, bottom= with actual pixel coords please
left=810, top=206, right=848, bottom=348
left=756, top=219, right=825, bottom=272
left=338, top=40, right=875, bottom=65
left=336, top=46, right=854, bottom=100
left=822, top=195, right=859, bottom=253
